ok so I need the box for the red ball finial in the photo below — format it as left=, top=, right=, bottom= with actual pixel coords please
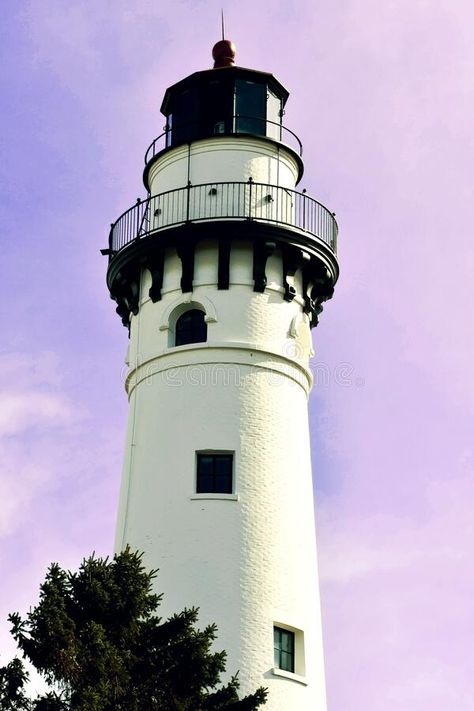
left=212, top=39, right=236, bottom=68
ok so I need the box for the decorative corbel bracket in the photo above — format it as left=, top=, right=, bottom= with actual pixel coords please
left=253, top=240, right=276, bottom=293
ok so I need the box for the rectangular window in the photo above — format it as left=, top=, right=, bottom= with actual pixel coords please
left=196, top=453, right=233, bottom=494
left=274, top=626, right=295, bottom=673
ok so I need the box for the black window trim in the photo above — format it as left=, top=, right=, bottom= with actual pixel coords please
left=174, top=308, right=207, bottom=347
left=196, top=451, right=234, bottom=495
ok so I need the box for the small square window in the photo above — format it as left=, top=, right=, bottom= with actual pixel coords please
left=274, top=626, right=295, bottom=673
left=196, top=453, right=233, bottom=494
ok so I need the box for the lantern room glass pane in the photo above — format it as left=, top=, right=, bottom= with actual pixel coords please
left=171, top=88, right=199, bottom=145
left=267, top=88, right=282, bottom=141
left=234, top=79, right=266, bottom=136
left=203, top=79, right=233, bottom=136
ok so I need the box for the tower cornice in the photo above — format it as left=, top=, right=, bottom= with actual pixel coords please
left=104, top=217, right=337, bottom=330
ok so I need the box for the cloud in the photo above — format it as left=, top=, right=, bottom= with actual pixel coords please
left=0, top=391, right=76, bottom=437
left=0, top=351, right=85, bottom=535
left=0, top=350, right=84, bottom=437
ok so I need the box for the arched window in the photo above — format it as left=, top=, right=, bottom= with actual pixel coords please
left=175, top=309, right=207, bottom=347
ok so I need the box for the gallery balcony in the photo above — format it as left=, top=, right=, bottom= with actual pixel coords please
left=105, top=179, right=338, bottom=261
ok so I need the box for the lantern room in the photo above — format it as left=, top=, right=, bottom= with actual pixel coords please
left=160, top=63, right=291, bottom=150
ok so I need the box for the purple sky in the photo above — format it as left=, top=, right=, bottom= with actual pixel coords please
left=1, top=1, right=473, bottom=708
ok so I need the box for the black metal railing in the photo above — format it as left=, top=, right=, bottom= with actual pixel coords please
left=144, top=116, right=303, bottom=165
left=108, top=180, right=337, bottom=257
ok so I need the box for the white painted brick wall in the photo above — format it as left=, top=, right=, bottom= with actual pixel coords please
left=115, top=215, right=326, bottom=711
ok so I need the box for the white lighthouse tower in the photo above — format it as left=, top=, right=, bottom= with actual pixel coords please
left=104, top=39, right=338, bottom=710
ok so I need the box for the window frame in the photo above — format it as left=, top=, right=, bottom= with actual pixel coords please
left=274, top=626, right=295, bottom=673
left=195, top=451, right=234, bottom=495
left=174, top=308, right=207, bottom=347
left=272, top=623, right=307, bottom=684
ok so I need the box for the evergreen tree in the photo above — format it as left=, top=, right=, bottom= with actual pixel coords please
left=0, top=658, right=31, bottom=710
left=1, top=549, right=267, bottom=710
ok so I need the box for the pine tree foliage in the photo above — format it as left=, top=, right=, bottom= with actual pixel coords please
left=1, top=549, right=267, bottom=710
left=0, top=658, right=30, bottom=710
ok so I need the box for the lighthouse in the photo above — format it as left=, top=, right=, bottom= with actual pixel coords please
left=103, top=39, right=338, bottom=710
